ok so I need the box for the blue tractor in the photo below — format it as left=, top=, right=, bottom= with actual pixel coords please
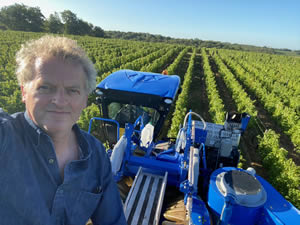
left=89, top=70, right=299, bottom=225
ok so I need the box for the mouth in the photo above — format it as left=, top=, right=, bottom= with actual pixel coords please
left=47, top=111, right=71, bottom=115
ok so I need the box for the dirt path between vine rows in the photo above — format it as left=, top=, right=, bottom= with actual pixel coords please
left=187, top=53, right=211, bottom=122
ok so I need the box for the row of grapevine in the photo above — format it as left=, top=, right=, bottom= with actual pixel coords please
left=241, top=52, right=300, bottom=90
left=216, top=50, right=300, bottom=151
left=199, top=49, right=247, bottom=168
left=205, top=49, right=299, bottom=208
left=223, top=52, right=299, bottom=113
left=168, top=48, right=196, bottom=138
left=166, top=47, right=191, bottom=75
left=98, top=45, right=176, bottom=82
left=209, top=50, right=258, bottom=117
left=156, top=47, right=193, bottom=138
left=200, top=48, right=225, bottom=124
left=140, top=46, right=184, bottom=72
left=258, top=130, right=300, bottom=208
left=95, top=46, right=160, bottom=75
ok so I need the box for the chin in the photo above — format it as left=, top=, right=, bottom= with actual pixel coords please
left=42, top=122, right=73, bottom=134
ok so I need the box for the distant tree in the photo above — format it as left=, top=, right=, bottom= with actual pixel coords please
left=44, top=12, right=63, bottom=34
left=92, top=26, right=105, bottom=37
left=61, top=10, right=79, bottom=35
left=77, top=19, right=92, bottom=35
left=26, top=6, right=45, bottom=32
left=60, top=10, right=104, bottom=37
left=0, top=4, right=44, bottom=32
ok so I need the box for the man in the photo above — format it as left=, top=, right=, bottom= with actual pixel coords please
left=0, top=35, right=127, bottom=225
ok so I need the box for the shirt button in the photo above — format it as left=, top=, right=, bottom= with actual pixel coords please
left=48, top=158, right=55, bottom=164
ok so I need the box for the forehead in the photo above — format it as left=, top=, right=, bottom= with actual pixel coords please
left=34, top=57, right=86, bottom=87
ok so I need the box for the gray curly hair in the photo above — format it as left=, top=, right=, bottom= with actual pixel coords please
left=15, top=35, right=97, bottom=93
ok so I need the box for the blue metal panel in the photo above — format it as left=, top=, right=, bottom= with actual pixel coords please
left=125, top=155, right=182, bottom=186
left=97, top=69, right=180, bottom=99
left=256, top=175, right=300, bottom=224
left=190, top=197, right=211, bottom=225
left=207, top=167, right=300, bottom=225
left=208, top=167, right=264, bottom=225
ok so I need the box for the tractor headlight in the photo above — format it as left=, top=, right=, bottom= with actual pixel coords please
left=95, top=88, right=103, bottom=96
left=164, top=98, right=172, bottom=104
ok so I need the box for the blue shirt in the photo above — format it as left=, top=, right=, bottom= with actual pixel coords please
left=0, top=109, right=127, bottom=225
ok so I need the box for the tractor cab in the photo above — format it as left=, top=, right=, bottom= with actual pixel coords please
left=94, top=70, right=180, bottom=147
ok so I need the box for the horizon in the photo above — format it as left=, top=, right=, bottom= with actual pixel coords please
left=1, top=0, right=299, bottom=50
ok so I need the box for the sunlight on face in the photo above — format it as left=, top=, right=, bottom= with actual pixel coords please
left=21, top=57, right=88, bottom=136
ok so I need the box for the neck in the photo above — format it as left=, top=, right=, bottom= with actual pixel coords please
left=49, top=129, right=79, bottom=179
left=49, top=129, right=74, bottom=150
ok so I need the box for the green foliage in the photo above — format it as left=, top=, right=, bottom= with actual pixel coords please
left=168, top=48, right=196, bottom=137
left=0, top=89, right=24, bottom=114
left=77, top=103, right=100, bottom=131
left=44, top=12, right=63, bottom=34
left=0, top=4, right=44, bottom=32
left=140, top=46, right=183, bottom=73
left=92, top=26, right=105, bottom=38
left=201, top=48, right=225, bottom=124
left=210, top=49, right=257, bottom=117
left=0, top=4, right=105, bottom=37
left=257, top=130, right=300, bottom=208
left=216, top=49, right=300, bottom=151
left=166, top=47, right=190, bottom=75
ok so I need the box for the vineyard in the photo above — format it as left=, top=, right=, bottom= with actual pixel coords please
left=0, top=30, right=299, bottom=208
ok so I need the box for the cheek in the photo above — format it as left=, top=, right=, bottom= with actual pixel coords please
left=32, top=95, right=51, bottom=106
left=72, top=97, right=87, bottom=111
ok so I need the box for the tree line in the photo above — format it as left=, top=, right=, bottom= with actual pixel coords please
left=0, top=4, right=105, bottom=37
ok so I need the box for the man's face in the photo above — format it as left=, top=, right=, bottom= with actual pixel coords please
left=21, top=57, right=88, bottom=135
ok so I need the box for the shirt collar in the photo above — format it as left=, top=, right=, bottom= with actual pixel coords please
left=72, top=123, right=91, bottom=160
left=23, top=112, right=90, bottom=160
left=24, top=111, right=43, bottom=146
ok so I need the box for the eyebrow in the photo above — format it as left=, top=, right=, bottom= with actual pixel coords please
left=66, top=85, right=81, bottom=89
left=39, top=81, right=82, bottom=89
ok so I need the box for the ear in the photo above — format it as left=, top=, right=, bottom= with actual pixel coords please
left=20, top=85, right=26, bottom=103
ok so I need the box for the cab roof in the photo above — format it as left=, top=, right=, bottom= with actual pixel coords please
left=97, top=70, right=180, bottom=100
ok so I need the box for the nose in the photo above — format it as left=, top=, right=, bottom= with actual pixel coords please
left=51, top=89, right=68, bottom=106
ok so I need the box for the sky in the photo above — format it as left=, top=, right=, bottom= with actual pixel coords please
left=0, top=0, right=299, bottom=50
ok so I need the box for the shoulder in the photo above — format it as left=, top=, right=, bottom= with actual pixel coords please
left=0, top=109, right=24, bottom=151
left=0, top=110, right=24, bottom=128
left=0, top=108, right=24, bottom=121
left=0, top=108, right=12, bottom=122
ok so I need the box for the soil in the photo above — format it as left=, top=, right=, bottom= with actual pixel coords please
left=187, top=53, right=211, bottom=122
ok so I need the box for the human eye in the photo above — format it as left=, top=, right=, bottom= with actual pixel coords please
left=37, top=85, right=51, bottom=93
left=67, top=88, right=80, bottom=95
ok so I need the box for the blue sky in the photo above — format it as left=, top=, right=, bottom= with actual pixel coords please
left=1, top=0, right=299, bottom=50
